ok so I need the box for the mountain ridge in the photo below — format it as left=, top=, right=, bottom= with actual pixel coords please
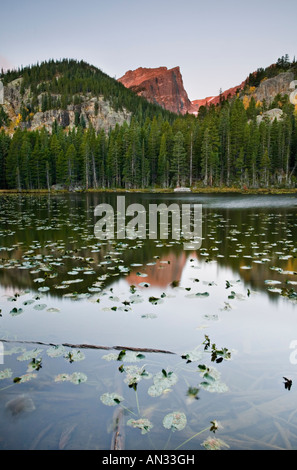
left=118, top=57, right=297, bottom=115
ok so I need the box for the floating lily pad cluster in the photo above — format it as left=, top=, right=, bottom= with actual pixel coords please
left=99, top=335, right=230, bottom=448
left=0, top=343, right=87, bottom=386
left=1, top=196, right=297, bottom=322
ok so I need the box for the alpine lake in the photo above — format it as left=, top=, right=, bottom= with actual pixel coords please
left=1, top=191, right=297, bottom=451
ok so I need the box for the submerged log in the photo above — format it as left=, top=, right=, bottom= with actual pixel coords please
left=0, top=338, right=176, bottom=355
left=111, top=409, right=125, bottom=450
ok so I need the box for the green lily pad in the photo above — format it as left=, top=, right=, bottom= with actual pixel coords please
left=38, top=286, right=50, bottom=292
left=181, top=346, right=203, bottom=363
left=33, top=304, right=47, bottom=310
left=0, top=369, right=13, bottom=380
left=54, top=372, right=87, bottom=384
left=100, top=392, right=124, bottom=406
left=127, top=418, right=153, bottom=434
left=102, top=351, right=146, bottom=362
left=64, top=350, right=85, bottom=362
left=9, top=307, right=23, bottom=316
left=201, top=437, right=230, bottom=450
left=163, top=412, right=187, bottom=432
left=46, top=345, right=66, bottom=358
left=17, top=348, right=43, bottom=361
left=148, top=370, right=178, bottom=397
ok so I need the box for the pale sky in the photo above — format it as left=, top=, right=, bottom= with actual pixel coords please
left=0, top=0, right=296, bottom=100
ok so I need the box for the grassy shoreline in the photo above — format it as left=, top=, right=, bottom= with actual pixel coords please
left=0, top=186, right=297, bottom=195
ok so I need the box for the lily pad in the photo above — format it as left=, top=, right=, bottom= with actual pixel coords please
left=0, top=368, right=13, bottom=380
left=102, top=351, right=146, bottom=363
left=17, top=349, right=43, bottom=361
left=46, top=345, right=66, bottom=358
left=127, top=418, right=153, bottom=434
left=9, top=307, right=23, bottom=316
left=38, top=286, right=50, bottom=292
left=54, top=372, right=87, bottom=384
left=181, top=346, right=203, bottom=363
left=33, top=304, right=47, bottom=311
left=148, top=370, right=178, bottom=397
left=100, top=392, right=124, bottom=406
left=201, top=436, right=230, bottom=450
left=64, top=350, right=85, bottom=362
left=122, top=365, right=151, bottom=388
left=264, top=280, right=282, bottom=285
left=163, top=412, right=187, bottom=432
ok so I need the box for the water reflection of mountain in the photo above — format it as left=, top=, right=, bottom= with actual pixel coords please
left=0, top=193, right=297, bottom=299
left=1, top=242, right=296, bottom=302
left=126, top=251, right=187, bottom=288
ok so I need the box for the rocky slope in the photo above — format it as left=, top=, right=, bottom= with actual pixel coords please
left=118, top=66, right=195, bottom=115
left=251, top=71, right=294, bottom=105
left=1, top=77, right=132, bottom=135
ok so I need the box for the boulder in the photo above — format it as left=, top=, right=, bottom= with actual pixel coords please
left=256, top=108, right=283, bottom=124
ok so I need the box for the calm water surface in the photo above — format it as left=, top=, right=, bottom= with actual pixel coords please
left=0, top=192, right=297, bottom=450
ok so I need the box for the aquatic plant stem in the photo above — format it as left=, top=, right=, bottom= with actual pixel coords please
left=163, top=430, right=173, bottom=450
left=135, top=390, right=141, bottom=415
left=119, top=403, right=138, bottom=417
left=174, top=426, right=210, bottom=450
left=0, top=384, right=15, bottom=392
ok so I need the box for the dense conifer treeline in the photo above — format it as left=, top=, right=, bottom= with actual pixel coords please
left=0, top=58, right=297, bottom=190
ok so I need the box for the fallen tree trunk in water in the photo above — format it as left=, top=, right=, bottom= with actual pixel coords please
left=111, top=409, right=125, bottom=450
left=0, top=338, right=176, bottom=355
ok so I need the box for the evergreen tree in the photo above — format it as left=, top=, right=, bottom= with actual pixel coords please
left=0, top=130, right=10, bottom=188
left=230, top=98, right=247, bottom=184
left=20, top=133, right=32, bottom=189
left=157, top=133, right=169, bottom=188
left=65, top=143, right=77, bottom=186
left=260, top=148, right=271, bottom=187
left=171, top=131, right=187, bottom=187
left=6, top=128, right=23, bottom=189
left=147, top=116, right=161, bottom=185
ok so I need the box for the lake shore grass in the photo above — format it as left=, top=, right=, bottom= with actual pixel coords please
left=0, top=186, right=297, bottom=195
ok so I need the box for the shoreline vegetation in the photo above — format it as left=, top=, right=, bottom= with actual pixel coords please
left=0, top=186, right=297, bottom=195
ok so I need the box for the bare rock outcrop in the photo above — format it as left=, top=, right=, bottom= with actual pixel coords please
left=256, top=108, right=283, bottom=124
left=252, top=71, right=294, bottom=104
left=1, top=78, right=131, bottom=134
left=118, top=66, right=195, bottom=115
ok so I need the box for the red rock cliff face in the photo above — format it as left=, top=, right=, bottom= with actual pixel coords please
left=118, top=66, right=195, bottom=115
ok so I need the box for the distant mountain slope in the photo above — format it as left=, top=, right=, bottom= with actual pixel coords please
left=191, top=81, right=246, bottom=113
left=0, top=59, right=176, bottom=134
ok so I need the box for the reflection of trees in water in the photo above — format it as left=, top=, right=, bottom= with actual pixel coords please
left=201, top=206, right=297, bottom=286
left=0, top=193, right=297, bottom=299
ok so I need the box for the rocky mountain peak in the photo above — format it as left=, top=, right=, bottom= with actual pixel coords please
left=118, top=66, right=195, bottom=115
